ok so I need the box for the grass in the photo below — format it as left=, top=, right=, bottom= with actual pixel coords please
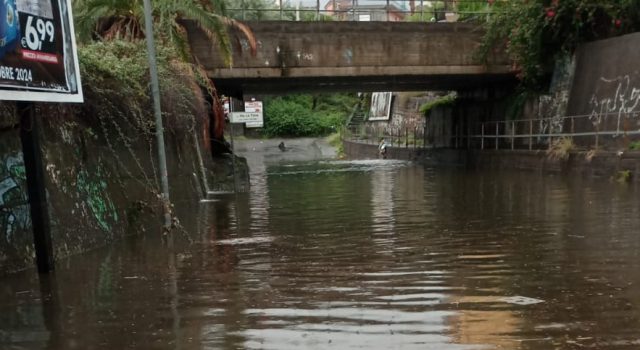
left=546, top=137, right=574, bottom=161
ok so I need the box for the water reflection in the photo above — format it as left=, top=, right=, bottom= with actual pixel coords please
left=1, top=159, right=640, bottom=349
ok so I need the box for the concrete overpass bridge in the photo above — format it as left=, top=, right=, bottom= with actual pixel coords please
left=184, top=21, right=515, bottom=96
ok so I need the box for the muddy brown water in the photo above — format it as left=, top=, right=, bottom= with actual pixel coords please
left=1, top=155, right=640, bottom=349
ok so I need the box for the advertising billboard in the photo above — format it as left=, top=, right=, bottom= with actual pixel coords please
left=369, top=92, right=392, bottom=121
left=0, top=0, right=82, bottom=102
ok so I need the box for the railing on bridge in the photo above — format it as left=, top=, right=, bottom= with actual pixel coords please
left=226, top=0, right=496, bottom=22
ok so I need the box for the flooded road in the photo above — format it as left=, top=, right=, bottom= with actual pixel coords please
left=2, top=142, right=640, bottom=349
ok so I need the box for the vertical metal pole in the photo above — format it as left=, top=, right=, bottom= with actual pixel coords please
left=386, top=0, right=390, bottom=21
left=511, top=121, right=515, bottom=150
left=455, top=125, right=459, bottom=148
left=279, top=0, right=283, bottom=20
left=481, top=123, right=485, bottom=150
left=241, top=0, right=246, bottom=20
left=333, top=0, right=337, bottom=17
left=595, top=123, right=600, bottom=150
left=420, top=0, right=424, bottom=21
left=547, top=119, right=552, bottom=149
left=352, top=0, right=356, bottom=20
left=19, top=103, right=54, bottom=273
left=495, top=122, right=499, bottom=150
left=317, top=0, right=321, bottom=20
left=529, top=119, right=533, bottom=150
left=467, top=122, right=471, bottom=149
left=143, top=0, right=172, bottom=230
left=229, top=98, right=238, bottom=193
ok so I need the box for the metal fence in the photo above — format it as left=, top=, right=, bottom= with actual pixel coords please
left=344, top=124, right=427, bottom=148
left=466, top=113, right=640, bottom=151
left=226, top=0, right=496, bottom=22
left=344, top=112, right=640, bottom=151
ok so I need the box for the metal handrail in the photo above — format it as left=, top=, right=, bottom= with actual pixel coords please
left=226, top=0, right=497, bottom=22
left=344, top=112, right=640, bottom=152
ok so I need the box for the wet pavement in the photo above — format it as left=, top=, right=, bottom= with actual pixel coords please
left=1, top=141, right=640, bottom=349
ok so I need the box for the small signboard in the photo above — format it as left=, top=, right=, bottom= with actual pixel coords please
left=230, top=112, right=262, bottom=124
left=244, top=100, right=263, bottom=128
left=0, top=0, right=83, bottom=102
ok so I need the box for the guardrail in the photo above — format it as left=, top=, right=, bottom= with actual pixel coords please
left=226, top=0, right=496, bottom=22
left=344, top=124, right=427, bottom=148
left=465, top=113, right=640, bottom=151
left=343, top=112, right=640, bottom=152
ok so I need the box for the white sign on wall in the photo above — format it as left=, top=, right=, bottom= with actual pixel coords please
left=369, top=92, right=392, bottom=121
left=244, top=100, right=263, bottom=128
left=230, top=112, right=262, bottom=124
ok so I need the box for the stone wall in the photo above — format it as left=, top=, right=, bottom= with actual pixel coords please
left=0, top=105, right=245, bottom=275
left=0, top=115, right=32, bottom=273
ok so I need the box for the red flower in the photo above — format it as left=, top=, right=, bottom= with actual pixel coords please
left=614, top=19, right=622, bottom=28
left=488, top=0, right=495, bottom=5
left=546, top=8, right=555, bottom=18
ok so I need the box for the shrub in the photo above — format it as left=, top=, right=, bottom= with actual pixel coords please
left=478, top=0, right=640, bottom=91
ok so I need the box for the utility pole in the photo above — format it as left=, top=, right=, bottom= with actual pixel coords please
left=142, top=0, right=172, bottom=230
left=19, top=103, right=54, bottom=273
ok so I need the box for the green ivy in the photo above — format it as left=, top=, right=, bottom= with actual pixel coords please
left=419, top=94, right=457, bottom=116
left=479, top=0, right=640, bottom=91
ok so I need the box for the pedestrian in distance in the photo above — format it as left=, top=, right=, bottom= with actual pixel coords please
left=378, top=138, right=388, bottom=159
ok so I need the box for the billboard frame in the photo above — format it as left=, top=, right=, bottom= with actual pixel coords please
left=0, top=0, right=83, bottom=103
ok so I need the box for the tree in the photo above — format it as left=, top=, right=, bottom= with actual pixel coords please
left=72, top=0, right=257, bottom=150
left=73, top=0, right=256, bottom=67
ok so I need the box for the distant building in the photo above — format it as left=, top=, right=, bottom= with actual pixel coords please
left=324, top=0, right=408, bottom=21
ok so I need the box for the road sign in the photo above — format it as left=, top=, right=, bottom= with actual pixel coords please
left=230, top=112, right=262, bottom=124
left=244, top=100, right=264, bottom=128
left=0, top=0, right=83, bottom=103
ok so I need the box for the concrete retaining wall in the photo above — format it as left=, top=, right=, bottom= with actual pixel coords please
left=0, top=106, right=244, bottom=275
left=344, top=138, right=640, bottom=183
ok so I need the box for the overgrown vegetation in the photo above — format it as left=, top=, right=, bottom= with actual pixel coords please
left=547, top=137, right=574, bottom=160
left=419, top=94, right=457, bottom=116
left=263, top=94, right=359, bottom=137
left=479, top=0, right=640, bottom=91
left=78, top=40, right=205, bottom=137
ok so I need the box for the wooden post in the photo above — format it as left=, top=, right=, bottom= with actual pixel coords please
left=19, top=103, right=54, bottom=273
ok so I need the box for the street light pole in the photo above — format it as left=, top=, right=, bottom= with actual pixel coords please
left=142, top=0, right=172, bottom=230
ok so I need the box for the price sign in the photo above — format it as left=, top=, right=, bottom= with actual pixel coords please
left=0, top=0, right=82, bottom=102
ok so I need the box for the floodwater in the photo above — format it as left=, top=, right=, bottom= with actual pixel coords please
left=2, top=142, right=640, bottom=350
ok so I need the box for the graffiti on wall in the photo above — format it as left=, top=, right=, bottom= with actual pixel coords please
left=538, top=91, right=569, bottom=137
left=588, top=73, right=640, bottom=135
left=537, top=56, right=575, bottom=139
left=76, top=166, right=119, bottom=234
left=0, top=153, right=30, bottom=242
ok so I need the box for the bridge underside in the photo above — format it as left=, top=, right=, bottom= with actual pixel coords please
left=212, top=71, right=516, bottom=96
